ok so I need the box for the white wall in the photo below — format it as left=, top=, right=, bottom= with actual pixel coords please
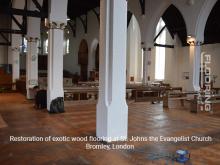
left=63, top=9, right=100, bottom=76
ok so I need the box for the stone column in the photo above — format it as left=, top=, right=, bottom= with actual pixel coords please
left=142, top=44, right=151, bottom=84
left=26, top=37, right=39, bottom=99
left=11, top=34, right=21, bottom=87
left=47, top=22, right=65, bottom=110
left=47, top=0, right=68, bottom=110
left=96, top=0, right=128, bottom=142
left=142, top=45, right=147, bottom=84
left=193, top=43, right=202, bottom=91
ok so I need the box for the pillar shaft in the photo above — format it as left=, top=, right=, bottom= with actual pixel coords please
left=96, top=0, right=128, bottom=142
left=47, top=25, right=65, bottom=110
left=26, top=38, right=39, bottom=99
left=143, top=46, right=151, bottom=84
left=192, top=45, right=201, bottom=91
left=11, top=35, right=21, bottom=84
left=12, top=48, right=20, bottom=83
left=46, top=0, right=67, bottom=110
left=26, top=9, right=41, bottom=99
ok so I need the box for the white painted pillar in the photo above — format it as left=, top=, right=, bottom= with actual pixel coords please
left=189, top=41, right=202, bottom=91
left=26, top=37, right=39, bottom=99
left=142, top=45, right=151, bottom=84
left=142, top=46, right=147, bottom=84
left=11, top=35, right=21, bottom=85
left=8, top=0, right=23, bottom=89
left=12, top=48, right=20, bottom=83
left=25, top=0, right=43, bottom=99
left=96, top=0, right=128, bottom=142
left=192, top=44, right=202, bottom=91
left=146, top=48, right=152, bottom=82
left=47, top=25, right=65, bottom=110
left=47, top=0, right=67, bottom=110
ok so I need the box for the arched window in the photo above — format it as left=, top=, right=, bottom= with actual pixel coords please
left=20, top=37, right=27, bottom=54
left=64, top=29, right=70, bottom=55
left=65, top=38, right=70, bottom=54
left=44, top=39, right=48, bottom=54
left=155, top=18, right=166, bottom=80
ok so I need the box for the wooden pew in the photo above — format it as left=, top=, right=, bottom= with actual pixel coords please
left=132, top=86, right=166, bottom=104
left=64, top=87, right=99, bottom=100
left=64, top=86, right=133, bottom=101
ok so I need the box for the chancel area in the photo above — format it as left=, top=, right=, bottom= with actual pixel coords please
left=0, top=0, right=220, bottom=164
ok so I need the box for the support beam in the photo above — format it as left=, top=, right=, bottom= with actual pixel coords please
left=79, top=15, right=88, bottom=34
left=92, top=8, right=100, bottom=23
left=154, top=25, right=166, bottom=42
left=0, top=8, right=47, bottom=18
left=97, top=0, right=128, bottom=142
left=32, top=0, right=43, bottom=11
left=11, top=15, right=23, bottom=30
left=0, top=32, right=10, bottom=43
left=0, top=29, right=24, bottom=34
left=154, top=43, right=174, bottom=48
left=0, top=42, right=11, bottom=46
left=139, top=0, right=145, bottom=15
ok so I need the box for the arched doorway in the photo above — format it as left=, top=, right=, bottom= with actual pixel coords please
left=78, top=39, right=88, bottom=81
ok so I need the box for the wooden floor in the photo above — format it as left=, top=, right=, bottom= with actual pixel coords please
left=0, top=93, right=220, bottom=165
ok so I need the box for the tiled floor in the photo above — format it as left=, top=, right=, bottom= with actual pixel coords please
left=0, top=93, right=220, bottom=165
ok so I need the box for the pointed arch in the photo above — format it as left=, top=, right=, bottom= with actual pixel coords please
left=195, top=0, right=218, bottom=42
left=161, top=4, right=187, bottom=46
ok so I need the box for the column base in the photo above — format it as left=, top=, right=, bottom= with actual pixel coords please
left=96, top=100, right=128, bottom=142
left=47, top=89, right=64, bottom=111
left=26, top=88, right=35, bottom=100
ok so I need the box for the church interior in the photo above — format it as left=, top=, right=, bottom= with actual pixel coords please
left=0, top=0, right=220, bottom=164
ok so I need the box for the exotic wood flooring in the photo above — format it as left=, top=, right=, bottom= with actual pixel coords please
left=0, top=93, right=220, bottom=165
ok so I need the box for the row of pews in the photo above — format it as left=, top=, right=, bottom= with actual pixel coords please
left=63, top=82, right=183, bottom=104
left=63, top=81, right=220, bottom=113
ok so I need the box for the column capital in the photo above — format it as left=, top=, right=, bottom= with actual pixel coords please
left=45, top=19, right=66, bottom=30
left=26, top=37, right=39, bottom=42
left=141, top=41, right=153, bottom=50
left=141, top=47, right=152, bottom=52
left=11, top=46, right=20, bottom=52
